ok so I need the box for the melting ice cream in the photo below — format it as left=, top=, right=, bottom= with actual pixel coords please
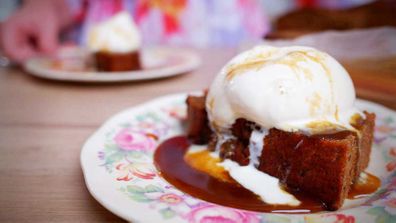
left=202, top=45, right=362, bottom=206
left=87, top=11, right=141, bottom=53
left=206, top=45, right=360, bottom=133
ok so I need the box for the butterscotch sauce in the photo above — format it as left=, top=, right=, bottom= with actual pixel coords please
left=184, top=149, right=233, bottom=183
left=348, top=172, right=381, bottom=199
left=155, top=136, right=324, bottom=213
left=154, top=136, right=380, bottom=213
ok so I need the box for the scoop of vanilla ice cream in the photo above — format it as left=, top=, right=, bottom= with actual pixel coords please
left=206, top=45, right=360, bottom=133
left=87, top=11, right=141, bottom=53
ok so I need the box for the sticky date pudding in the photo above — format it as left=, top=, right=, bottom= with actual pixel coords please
left=155, top=46, right=379, bottom=213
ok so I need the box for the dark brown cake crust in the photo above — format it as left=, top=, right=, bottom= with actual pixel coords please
left=353, top=112, right=376, bottom=179
left=95, top=51, right=141, bottom=72
left=186, top=95, right=212, bottom=144
left=258, top=129, right=359, bottom=210
left=185, top=95, right=375, bottom=210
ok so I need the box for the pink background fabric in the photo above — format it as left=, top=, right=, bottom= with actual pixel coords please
left=66, top=0, right=269, bottom=47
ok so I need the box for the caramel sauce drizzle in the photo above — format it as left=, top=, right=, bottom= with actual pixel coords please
left=224, top=49, right=340, bottom=122
left=207, top=97, right=214, bottom=112
left=225, top=50, right=327, bottom=81
left=155, top=136, right=381, bottom=213
left=184, top=150, right=233, bottom=183
left=348, top=172, right=381, bottom=199
left=305, top=121, right=347, bottom=134
left=226, top=60, right=267, bottom=81
left=307, top=92, right=322, bottom=116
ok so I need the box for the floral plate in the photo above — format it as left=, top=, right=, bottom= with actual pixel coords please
left=81, top=93, right=396, bottom=223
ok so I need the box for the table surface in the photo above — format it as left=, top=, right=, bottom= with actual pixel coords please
left=0, top=48, right=395, bottom=222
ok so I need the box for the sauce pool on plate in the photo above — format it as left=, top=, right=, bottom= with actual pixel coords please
left=154, top=136, right=380, bottom=213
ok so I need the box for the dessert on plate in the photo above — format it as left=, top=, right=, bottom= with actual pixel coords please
left=184, top=45, right=376, bottom=211
left=87, top=11, right=142, bottom=72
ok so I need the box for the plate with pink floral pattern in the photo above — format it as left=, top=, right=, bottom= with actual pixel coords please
left=81, top=93, right=396, bottom=223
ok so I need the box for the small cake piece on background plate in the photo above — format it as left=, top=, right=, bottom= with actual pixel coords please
left=87, top=11, right=142, bottom=72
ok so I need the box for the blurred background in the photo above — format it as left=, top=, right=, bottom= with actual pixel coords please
left=1, top=0, right=395, bottom=86
left=1, top=0, right=395, bottom=48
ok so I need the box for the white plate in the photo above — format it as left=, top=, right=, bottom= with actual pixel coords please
left=24, top=47, right=201, bottom=82
left=81, top=93, right=396, bottom=223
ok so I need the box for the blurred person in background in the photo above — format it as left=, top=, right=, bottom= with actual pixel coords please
left=0, top=0, right=268, bottom=64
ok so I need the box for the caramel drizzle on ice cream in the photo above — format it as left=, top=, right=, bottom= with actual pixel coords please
left=225, top=50, right=330, bottom=83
